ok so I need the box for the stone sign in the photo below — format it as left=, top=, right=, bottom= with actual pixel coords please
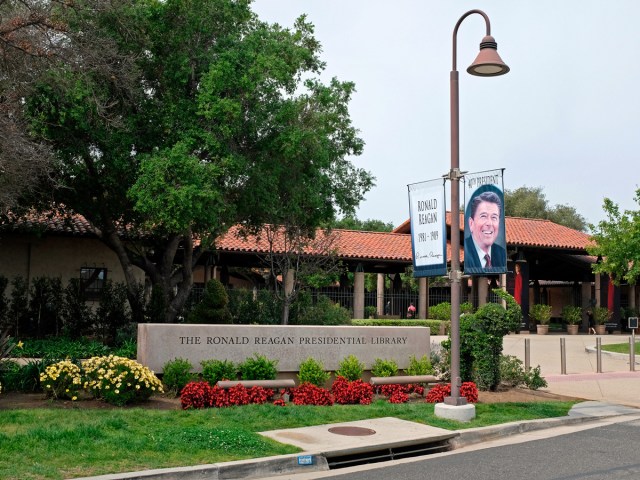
left=137, top=324, right=431, bottom=373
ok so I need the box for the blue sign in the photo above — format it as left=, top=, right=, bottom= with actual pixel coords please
left=297, top=455, right=314, bottom=465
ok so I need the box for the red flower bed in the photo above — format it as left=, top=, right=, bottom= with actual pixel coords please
left=180, top=381, right=214, bottom=409
left=425, top=382, right=478, bottom=404
left=291, top=382, right=334, bottom=406
left=332, top=376, right=373, bottom=405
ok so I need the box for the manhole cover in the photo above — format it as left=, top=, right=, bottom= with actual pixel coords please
left=328, top=426, right=376, bottom=436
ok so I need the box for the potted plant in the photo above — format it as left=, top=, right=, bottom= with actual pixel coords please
left=562, top=305, right=583, bottom=335
left=530, top=304, right=552, bottom=335
left=593, top=306, right=612, bottom=335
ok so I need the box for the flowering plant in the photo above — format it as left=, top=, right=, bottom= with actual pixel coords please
left=291, top=382, right=334, bottom=406
left=40, top=359, right=83, bottom=400
left=180, top=381, right=214, bottom=409
left=83, top=355, right=163, bottom=406
left=331, top=376, right=373, bottom=405
left=425, top=382, right=478, bottom=403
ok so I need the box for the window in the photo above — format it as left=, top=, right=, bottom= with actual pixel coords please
left=80, top=267, right=107, bottom=298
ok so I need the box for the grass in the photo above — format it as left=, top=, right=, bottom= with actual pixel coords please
left=0, top=399, right=577, bottom=480
left=601, top=341, right=640, bottom=355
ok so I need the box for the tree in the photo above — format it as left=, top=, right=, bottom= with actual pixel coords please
left=504, top=186, right=587, bottom=231
left=7, top=0, right=372, bottom=322
left=588, top=191, right=640, bottom=286
left=0, top=0, right=66, bottom=213
left=331, top=216, right=393, bottom=232
left=259, top=225, right=342, bottom=325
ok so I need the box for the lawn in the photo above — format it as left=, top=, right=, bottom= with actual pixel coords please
left=0, top=399, right=577, bottom=480
left=601, top=341, right=640, bottom=354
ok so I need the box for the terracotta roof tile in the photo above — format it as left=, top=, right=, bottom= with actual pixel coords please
left=394, top=213, right=592, bottom=251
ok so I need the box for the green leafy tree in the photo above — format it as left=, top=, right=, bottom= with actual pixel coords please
left=188, top=279, right=232, bottom=324
left=8, top=0, right=372, bottom=323
left=588, top=191, right=640, bottom=286
left=331, top=216, right=394, bottom=232
left=504, top=186, right=587, bottom=231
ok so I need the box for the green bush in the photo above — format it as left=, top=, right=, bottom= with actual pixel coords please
left=292, top=295, right=351, bottom=326
left=200, top=359, right=237, bottom=385
left=429, top=302, right=451, bottom=321
left=335, top=354, right=365, bottom=381
left=405, top=354, right=434, bottom=376
left=351, top=318, right=443, bottom=335
left=297, top=357, right=330, bottom=387
left=523, top=365, right=548, bottom=390
left=94, top=281, right=130, bottom=344
left=188, top=279, right=232, bottom=324
left=364, top=306, right=377, bottom=319
left=238, top=354, right=278, bottom=380
left=14, top=337, right=110, bottom=359
left=162, top=358, right=194, bottom=394
left=460, top=302, right=474, bottom=315
left=226, top=288, right=282, bottom=325
left=0, top=360, right=21, bottom=392
left=499, top=355, right=526, bottom=387
left=370, top=358, right=398, bottom=377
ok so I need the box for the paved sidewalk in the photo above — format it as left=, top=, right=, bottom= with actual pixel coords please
left=500, top=332, right=640, bottom=407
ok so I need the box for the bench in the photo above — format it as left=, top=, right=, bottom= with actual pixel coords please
left=216, top=379, right=296, bottom=389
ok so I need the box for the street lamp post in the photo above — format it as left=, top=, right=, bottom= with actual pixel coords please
left=446, top=10, right=509, bottom=407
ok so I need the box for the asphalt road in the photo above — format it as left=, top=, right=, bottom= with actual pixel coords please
left=281, top=418, right=640, bottom=480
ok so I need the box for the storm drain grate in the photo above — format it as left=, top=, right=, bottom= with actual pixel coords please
left=326, top=439, right=452, bottom=469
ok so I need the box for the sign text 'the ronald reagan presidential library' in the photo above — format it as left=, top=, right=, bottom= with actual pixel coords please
left=137, top=324, right=430, bottom=373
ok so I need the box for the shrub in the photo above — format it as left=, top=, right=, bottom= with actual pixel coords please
left=201, top=359, right=237, bottom=385
left=39, top=359, right=83, bottom=400
left=238, top=354, right=278, bottom=380
left=0, top=360, right=22, bottom=392
left=370, top=358, right=398, bottom=377
left=331, top=376, right=373, bottom=405
left=335, top=354, right=365, bottom=381
left=381, top=384, right=409, bottom=404
left=291, top=382, right=334, bottom=406
left=530, top=304, right=552, bottom=325
left=364, top=305, right=377, bottom=319
left=499, top=355, right=526, bottom=387
left=13, top=337, right=110, bottom=359
left=247, top=386, right=275, bottom=404
left=523, top=365, right=548, bottom=390
left=405, top=354, right=434, bottom=376
left=83, top=355, right=163, bottom=406
left=292, top=295, right=351, bottom=326
left=425, top=382, right=478, bottom=403
left=162, top=358, right=194, bottom=394
left=180, top=381, right=214, bottom=409
left=429, top=302, right=451, bottom=321
left=297, top=357, right=330, bottom=387
left=425, top=383, right=450, bottom=403
left=188, top=279, right=232, bottom=324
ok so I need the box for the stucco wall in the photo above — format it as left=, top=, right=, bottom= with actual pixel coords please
left=0, top=234, right=144, bottom=292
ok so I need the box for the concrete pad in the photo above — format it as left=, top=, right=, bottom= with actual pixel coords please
left=434, top=403, right=476, bottom=422
left=260, top=417, right=456, bottom=454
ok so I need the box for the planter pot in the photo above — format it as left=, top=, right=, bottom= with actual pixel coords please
left=536, top=325, right=549, bottom=335
left=595, top=325, right=607, bottom=335
left=566, top=324, right=579, bottom=335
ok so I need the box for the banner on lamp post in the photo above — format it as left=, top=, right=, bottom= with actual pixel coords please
left=407, top=179, right=447, bottom=277
left=463, top=168, right=507, bottom=275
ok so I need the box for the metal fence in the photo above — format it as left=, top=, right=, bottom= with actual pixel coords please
left=187, top=283, right=474, bottom=319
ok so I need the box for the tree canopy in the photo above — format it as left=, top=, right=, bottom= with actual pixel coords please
left=504, top=186, right=587, bottom=231
left=331, top=215, right=394, bottom=232
left=587, top=190, right=640, bottom=286
left=4, top=0, right=373, bottom=322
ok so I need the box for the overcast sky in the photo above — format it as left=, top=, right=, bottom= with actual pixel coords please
left=252, top=1, right=640, bottom=230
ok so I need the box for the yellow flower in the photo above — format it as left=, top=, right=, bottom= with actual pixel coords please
left=71, top=396, right=77, bottom=401
left=16, top=341, right=24, bottom=349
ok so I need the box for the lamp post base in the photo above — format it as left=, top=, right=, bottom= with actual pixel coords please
left=434, top=402, right=476, bottom=422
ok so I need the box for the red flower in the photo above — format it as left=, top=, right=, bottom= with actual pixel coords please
left=425, top=382, right=478, bottom=404
left=180, top=381, right=214, bottom=409
left=332, top=376, right=373, bottom=405
left=291, top=382, right=334, bottom=406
